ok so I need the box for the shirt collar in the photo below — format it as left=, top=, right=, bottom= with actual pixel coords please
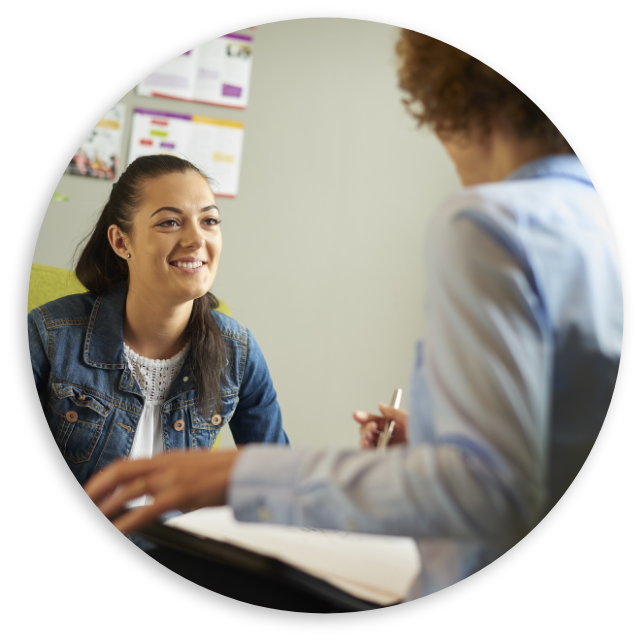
left=504, top=154, right=594, bottom=188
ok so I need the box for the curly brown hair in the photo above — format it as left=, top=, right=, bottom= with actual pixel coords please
left=396, top=29, right=572, bottom=152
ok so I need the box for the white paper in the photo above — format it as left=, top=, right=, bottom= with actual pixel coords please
left=127, top=109, right=244, bottom=197
left=136, top=35, right=253, bottom=109
left=66, top=103, right=126, bottom=180
left=165, top=506, right=421, bottom=605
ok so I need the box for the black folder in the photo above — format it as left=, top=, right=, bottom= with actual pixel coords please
left=138, top=522, right=387, bottom=613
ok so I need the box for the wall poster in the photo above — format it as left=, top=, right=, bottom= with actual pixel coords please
left=128, top=107, right=245, bottom=198
left=136, top=34, right=254, bottom=109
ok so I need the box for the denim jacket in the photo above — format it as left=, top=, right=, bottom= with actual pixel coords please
left=28, top=282, right=288, bottom=486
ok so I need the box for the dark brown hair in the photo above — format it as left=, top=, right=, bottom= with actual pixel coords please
left=76, top=154, right=228, bottom=415
left=396, top=29, right=572, bottom=151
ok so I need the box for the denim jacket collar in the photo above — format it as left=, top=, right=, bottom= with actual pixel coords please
left=82, top=282, right=199, bottom=402
left=84, top=282, right=128, bottom=370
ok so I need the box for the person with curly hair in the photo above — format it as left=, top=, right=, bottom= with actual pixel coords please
left=86, top=30, right=622, bottom=603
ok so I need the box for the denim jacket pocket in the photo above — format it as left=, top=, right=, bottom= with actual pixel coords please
left=188, top=393, right=238, bottom=449
left=48, top=382, right=113, bottom=463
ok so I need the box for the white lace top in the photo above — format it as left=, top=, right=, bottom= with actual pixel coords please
left=124, top=341, right=190, bottom=507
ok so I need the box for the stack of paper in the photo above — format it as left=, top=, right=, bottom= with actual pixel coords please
left=165, top=507, right=420, bottom=606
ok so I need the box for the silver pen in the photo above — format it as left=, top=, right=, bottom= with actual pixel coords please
left=377, top=388, right=403, bottom=450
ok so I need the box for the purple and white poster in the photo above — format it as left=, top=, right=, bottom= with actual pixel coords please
left=136, top=34, right=254, bottom=109
left=128, top=108, right=244, bottom=197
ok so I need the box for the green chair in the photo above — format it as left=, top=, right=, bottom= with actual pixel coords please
left=28, top=264, right=87, bottom=313
left=28, top=263, right=230, bottom=450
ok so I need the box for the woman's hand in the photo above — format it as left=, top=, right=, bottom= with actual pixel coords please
left=353, top=404, right=409, bottom=449
left=83, top=449, right=239, bottom=534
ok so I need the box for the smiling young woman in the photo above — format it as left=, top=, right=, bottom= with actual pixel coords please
left=28, top=155, right=289, bottom=502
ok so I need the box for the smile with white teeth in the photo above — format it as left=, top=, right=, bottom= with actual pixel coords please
left=172, top=261, right=205, bottom=268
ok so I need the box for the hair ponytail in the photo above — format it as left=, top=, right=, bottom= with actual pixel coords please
left=75, top=155, right=228, bottom=415
left=189, top=292, right=228, bottom=415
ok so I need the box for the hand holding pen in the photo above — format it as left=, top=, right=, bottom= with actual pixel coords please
left=353, top=389, right=408, bottom=450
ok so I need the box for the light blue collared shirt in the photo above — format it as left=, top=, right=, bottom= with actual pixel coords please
left=228, top=155, right=623, bottom=601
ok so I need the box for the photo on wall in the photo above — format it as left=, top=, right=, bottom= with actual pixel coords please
left=65, top=103, right=126, bottom=180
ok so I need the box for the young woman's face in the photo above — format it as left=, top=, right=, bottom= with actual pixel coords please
left=125, top=172, right=222, bottom=305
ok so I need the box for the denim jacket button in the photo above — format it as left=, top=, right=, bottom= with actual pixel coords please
left=211, top=414, right=222, bottom=426
left=66, top=411, right=78, bottom=423
left=174, top=420, right=185, bottom=431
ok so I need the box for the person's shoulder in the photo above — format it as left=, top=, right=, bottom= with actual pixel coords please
left=211, top=309, right=250, bottom=343
left=428, top=185, right=519, bottom=252
left=425, top=183, right=535, bottom=270
left=435, top=155, right=599, bottom=228
left=28, top=291, right=98, bottom=325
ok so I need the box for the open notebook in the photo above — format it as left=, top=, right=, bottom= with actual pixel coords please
left=165, top=507, right=421, bottom=606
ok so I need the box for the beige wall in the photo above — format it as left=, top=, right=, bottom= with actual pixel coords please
left=32, top=18, right=460, bottom=449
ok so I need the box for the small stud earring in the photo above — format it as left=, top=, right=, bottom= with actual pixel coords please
left=126, top=253, right=131, bottom=259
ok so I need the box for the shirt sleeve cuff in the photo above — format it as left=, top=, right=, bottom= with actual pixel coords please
left=227, top=444, right=307, bottom=525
